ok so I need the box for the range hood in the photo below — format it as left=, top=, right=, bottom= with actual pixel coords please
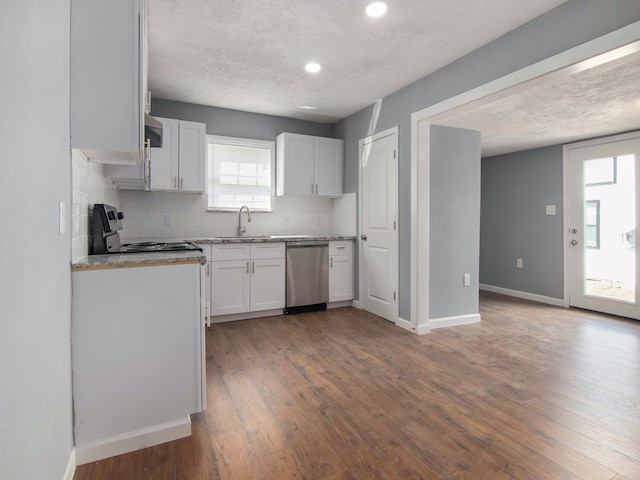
left=145, top=113, right=163, bottom=148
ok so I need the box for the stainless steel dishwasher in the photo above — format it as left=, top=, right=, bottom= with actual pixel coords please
left=285, top=240, right=329, bottom=314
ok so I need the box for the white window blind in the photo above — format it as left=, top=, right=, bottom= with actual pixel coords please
left=207, top=136, right=274, bottom=211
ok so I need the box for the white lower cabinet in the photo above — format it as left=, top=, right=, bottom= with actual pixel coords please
left=206, top=242, right=285, bottom=317
left=329, top=241, right=354, bottom=302
left=211, top=260, right=251, bottom=315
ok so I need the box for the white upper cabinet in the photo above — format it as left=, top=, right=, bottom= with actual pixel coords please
left=150, top=118, right=206, bottom=193
left=276, top=133, right=343, bottom=197
left=70, top=0, right=148, bottom=166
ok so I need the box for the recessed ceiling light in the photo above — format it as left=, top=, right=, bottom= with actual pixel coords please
left=305, top=63, right=321, bottom=73
left=366, top=2, right=387, bottom=17
left=298, top=106, right=318, bottom=110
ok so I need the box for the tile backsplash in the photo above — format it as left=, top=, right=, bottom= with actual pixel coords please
left=71, top=149, right=120, bottom=262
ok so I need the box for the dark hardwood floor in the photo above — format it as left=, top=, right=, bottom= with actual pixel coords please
left=75, top=292, right=640, bottom=479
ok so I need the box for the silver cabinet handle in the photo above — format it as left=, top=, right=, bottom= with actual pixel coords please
left=337, top=246, right=346, bottom=250
left=252, top=261, right=255, bottom=274
left=311, top=183, right=314, bottom=194
left=246, top=261, right=249, bottom=273
left=180, top=177, right=184, bottom=189
left=330, top=257, right=333, bottom=268
left=315, top=184, right=318, bottom=194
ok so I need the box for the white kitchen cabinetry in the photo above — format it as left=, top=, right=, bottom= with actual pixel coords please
left=329, top=241, right=354, bottom=302
left=209, top=243, right=285, bottom=317
left=71, top=261, right=205, bottom=463
left=151, top=118, right=206, bottom=192
left=71, top=0, right=149, bottom=167
left=276, top=133, right=343, bottom=197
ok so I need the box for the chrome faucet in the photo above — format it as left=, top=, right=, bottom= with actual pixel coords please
left=237, top=205, right=251, bottom=236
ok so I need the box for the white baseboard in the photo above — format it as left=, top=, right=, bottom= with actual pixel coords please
left=395, top=317, right=416, bottom=332
left=351, top=299, right=361, bottom=309
left=396, top=318, right=432, bottom=335
left=208, top=308, right=283, bottom=323
left=479, top=284, right=565, bottom=307
left=327, top=300, right=352, bottom=309
left=75, top=417, right=192, bottom=465
left=429, top=313, right=481, bottom=330
left=62, top=448, right=76, bottom=480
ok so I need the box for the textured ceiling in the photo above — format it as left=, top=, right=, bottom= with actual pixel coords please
left=147, top=0, right=568, bottom=123
left=436, top=50, right=640, bottom=157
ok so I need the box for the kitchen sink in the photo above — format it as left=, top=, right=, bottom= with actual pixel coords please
left=269, top=235, right=311, bottom=239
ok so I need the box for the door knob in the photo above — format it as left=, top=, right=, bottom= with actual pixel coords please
left=570, top=228, right=578, bottom=234
left=570, top=239, right=578, bottom=246
left=360, top=234, right=367, bottom=241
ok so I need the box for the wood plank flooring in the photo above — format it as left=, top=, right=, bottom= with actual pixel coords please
left=75, top=292, right=640, bottom=479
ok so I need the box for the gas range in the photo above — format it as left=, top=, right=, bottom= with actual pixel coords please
left=91, top=204, right=202, bottom=255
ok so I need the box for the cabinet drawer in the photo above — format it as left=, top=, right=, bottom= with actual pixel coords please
left=251, top=242, right=285, bottom=259
left=212, top=243, right=250, bottom=261
left=329, top=241, right=353, bottom=256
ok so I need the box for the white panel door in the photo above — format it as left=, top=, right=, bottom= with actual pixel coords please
left=361, top=131, right=398, bottom=321
left=178, top=120, right=206, bottom=192
left=250, top=258, right=285, bottom=311
left=150, top=117, right=179, bottom=190
left=314, top=137, right=343, bottom=197
left=566, top=133, right=640, bottom=319
left=211, top=260, right=250, bottom=315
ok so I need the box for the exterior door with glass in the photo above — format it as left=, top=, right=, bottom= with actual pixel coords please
left=565, top=132, right=640, bottom=319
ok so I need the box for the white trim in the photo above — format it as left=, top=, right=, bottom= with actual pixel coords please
left=75, top=417, right=192, bottom=465
left=429, top=313, right=481, bottom=330
left=62, top=448, right=76, bottom=480
left=410, top=21, right=640, bottom=331
left=358, top=126, right=399, bottom=324
left=351, top=299, right=361, bottom=309
left=327, top=300, right=352, bottom=309
left=415, top=323, right=431, bottom=335
left=396, top=317, right=416, bottom=333
left=480, top=284, right=565, bottom=307
left=208, top=308, right=283, bottom=323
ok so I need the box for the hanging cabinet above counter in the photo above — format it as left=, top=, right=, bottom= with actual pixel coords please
left=70, top=0, right=149, bottom=167
left=276, top=133, right=343, bottom=197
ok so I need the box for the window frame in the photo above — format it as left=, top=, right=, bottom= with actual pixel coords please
left=585, top=199, right=601, bottom=250
left=206, top=135, right=275, bottom=212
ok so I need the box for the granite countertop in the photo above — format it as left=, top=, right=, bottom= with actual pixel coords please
left=72, top=251, right=207, bottom=271
left=191, top=234, right=357, bottom=244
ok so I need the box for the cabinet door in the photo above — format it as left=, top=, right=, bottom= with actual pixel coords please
left=211, top=260, right=250, bottom=315
left=277, top=133, right=315, bottom=196
left=329, top=255, right=353, bottom=302
left=178, top=120, right=206, bottom=192
left=250, top=258, right=285, bottom=311
left=150, top=117, right=179, bottom=191
left=70, top=0, right=145, bottom=164
left=314, top=137, right=343, bottom=197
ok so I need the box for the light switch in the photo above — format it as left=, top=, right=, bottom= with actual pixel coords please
left=546, top=205, right=556, bottom=215
left=59, top=202, right=66, bottom=234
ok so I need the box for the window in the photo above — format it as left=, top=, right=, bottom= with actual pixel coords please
left=585, top=200, right=600, bottom=249
left=207, top=135, right=275, bottom=211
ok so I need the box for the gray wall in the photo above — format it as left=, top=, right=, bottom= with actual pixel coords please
left=429, top=126, right=481, bottom=319
left=334, top=0, right=640, bottom=321
left=152, top=99, right=334, bottom=141
left=0, top=1, right=74, bottom=479
left=480, top=146, right=565, bottom=299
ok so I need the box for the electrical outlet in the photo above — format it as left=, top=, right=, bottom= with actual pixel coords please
left=517, top=258, right=523, bottom=269
left=316, top=216, right=322, bottom=226
left=463, top=273, right=471, bottom=287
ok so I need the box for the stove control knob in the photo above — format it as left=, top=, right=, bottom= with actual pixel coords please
left=117, top=212, right=125, bottom=220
